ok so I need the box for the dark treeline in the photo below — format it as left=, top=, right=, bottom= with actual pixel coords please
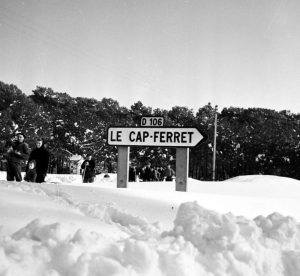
left=1, top=81, right=300, bottom=180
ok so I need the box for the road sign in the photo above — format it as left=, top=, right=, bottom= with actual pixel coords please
left=107, top=127, right=206, bottom=147
left=140, top=116, right=164, bottom=127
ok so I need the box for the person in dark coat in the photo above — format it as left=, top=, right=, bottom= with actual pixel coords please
left=151, top=167, right=160, bottom=181
left=143, top=163, right=152, bottom=182
left=164, top=164, right=175, bottom=181
left=27, top=138, right=50, bottom=183
left=24, top=160, right=37, bottom=182
left=129, top=164, right=137, bottom=182
left=81, top=154, right=96, bottom=183
left=5, top=132, right=29, bottom=182
left=158, top=166, right=165, bottom=181
left=138, top=165, right=146, bottom=181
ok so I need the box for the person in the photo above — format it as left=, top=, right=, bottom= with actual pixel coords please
left=138, top=165, right=146, bottom=181
left=164, top=164, right=175, bottom=181
left=24, top=160, right=37, bottom=182
left=129, top=164, right=137, bottom=182
left=27, top=138, right=50, bottom=183
left=143, top=163, right=152, bottom=182
left=152, top=166, right=161, bottom=181
left=158, top=166, right=165, bottom=181
left=5, top=132, right=29, bottom=182
left=81, top=154, right=96, bottom=183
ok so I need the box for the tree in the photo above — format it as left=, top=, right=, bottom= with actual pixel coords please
left=2, top=80, right=300, bottom=179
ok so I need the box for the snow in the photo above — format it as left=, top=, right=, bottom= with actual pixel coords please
left=0, top=172, right=300, bottom=276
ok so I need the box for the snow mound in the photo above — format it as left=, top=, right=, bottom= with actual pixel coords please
left=227, top=175, right=300, bottom=185
left=164, top=201, right=300, bottom=276
left=1, top=172, right=300, bottom=275
left=45, top=173, right=117, bottom=185
left=1, top=201, right=300, bottom=276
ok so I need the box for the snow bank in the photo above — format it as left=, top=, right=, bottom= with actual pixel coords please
left=45, top=173, right=117, bottom=185
left=1, top=173, right=300, bottom=275
left=166, top=202, right=300, bottom=276
left=1, top=201, right=300, bottom=275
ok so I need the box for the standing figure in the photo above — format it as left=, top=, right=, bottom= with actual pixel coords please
left=164, top=164, right=175, bottom=181
left=129, top=164, right=137, bottom=182
left=81, top=154, right=96, bottom=183
left=24, top=160, right=37, bottom=182
left=27, top=138, right=50, bottom=183
left=138, top=165, right=146, bottom=181
left=151, top=167, right=160, bottom=181
left=5, top=132, right=29, bottom=182
left=158, top=167, right=165, bottom=181
left=143, top=163, right=152, bottom=182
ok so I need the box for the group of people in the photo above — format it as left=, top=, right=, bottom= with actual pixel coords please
left=4, top=132, right=97, bottom=184
left=129, top=163, right=175, bottom=182
left=4, top=132, right=50, bottom=183
left=4, top=132, right=175, bottom=184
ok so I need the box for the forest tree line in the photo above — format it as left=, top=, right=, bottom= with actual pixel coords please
left=1, top=81, right=300, bottom=180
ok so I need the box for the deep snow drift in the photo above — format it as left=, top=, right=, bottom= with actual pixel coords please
left=0, top=172, right=300, bottom=276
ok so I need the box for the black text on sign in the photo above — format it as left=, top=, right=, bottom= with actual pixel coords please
left=107, top=127, right=206, bottom=147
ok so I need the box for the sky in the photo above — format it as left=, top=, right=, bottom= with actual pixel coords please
left=1, top=172, right=300, bottom=275
left=0, top=0, right=300, bottom=113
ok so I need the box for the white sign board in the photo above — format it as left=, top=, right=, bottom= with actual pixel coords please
left=140, top=117, right=164, bottom=127
left=107, top=127, right=206, bottom=147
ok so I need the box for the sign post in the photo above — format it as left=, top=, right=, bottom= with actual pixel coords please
left=108, top=124, right=206, bottom=191
left=117, top=146, right=129, bottom=188
left=176, top=148, right=189, bottom=192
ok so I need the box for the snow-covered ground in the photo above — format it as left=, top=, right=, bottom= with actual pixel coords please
left=1, top=172, right=300, bottom=276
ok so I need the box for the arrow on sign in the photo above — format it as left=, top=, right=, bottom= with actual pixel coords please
left=107, top=127, right=207, bottom=147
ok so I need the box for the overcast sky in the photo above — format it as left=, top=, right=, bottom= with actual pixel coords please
left=0, top=0, right=299, bottom=113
